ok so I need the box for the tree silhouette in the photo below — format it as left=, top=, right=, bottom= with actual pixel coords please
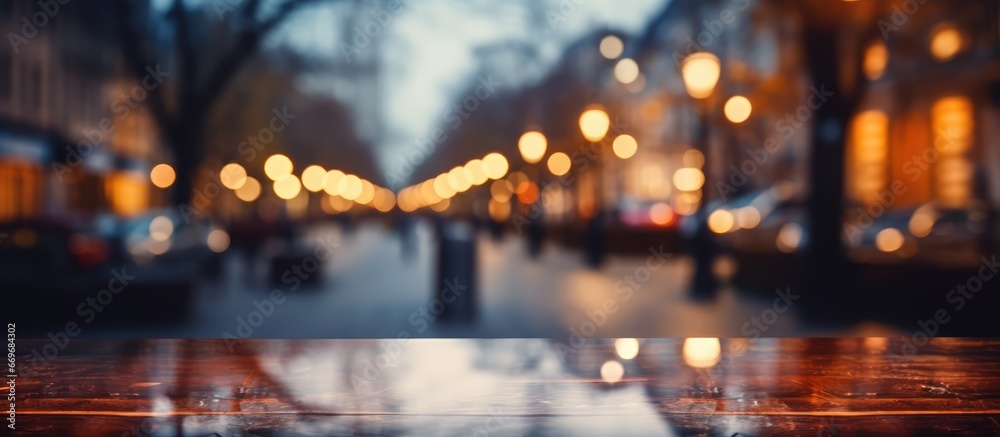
left=113, top=0, right=338, bottom=206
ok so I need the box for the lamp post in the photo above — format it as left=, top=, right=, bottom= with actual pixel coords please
left=680, top=52, right=721, bottom=295
left=579, top=105, right=611, bottom=267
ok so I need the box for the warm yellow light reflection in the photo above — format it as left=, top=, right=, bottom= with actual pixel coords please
left=723, top=95, right=752, bottom=123
left=273, top=174, right=302, bottom=200
left=323, top=194, right=353, bottom=213
left=614, top=58, right=640, bottom=84
left=150, top=164, right=176, bottom=188
left=356, top=180, right=376, bottom=204
left=491, top=180, right=514, bottom=202
left=340, top=175, right=363, bottom=201
left=682, top=149, right=704, bottom=168
left=207, top=229, right=230, bottom=253
left=777, top=223, right=803, bottom=253
left=864, top=42, right=888, bottom=80
left=649, top=202, right=674, bottom=226
left=680, top=52, right=721, bottom=99
left=434, top=174, right=456, bottom=199
left=708, top=210, right=735, bottom=234
left=447, top=166, right=473, bottom=192
left=612, top=134, right=637, bottom=159
left=323, top=170, right=346, bottom=195
left=579, top=107, right=610, bottom=142
left=682, top=338, right=721, bottom=368
left=149, top=215, right=173, bottom=242
left=547, top=152, right=571, bottom=176
left=600, top=360, right=625, bottom=383
left=429, top=198, right=450, bottom=212
left=488, top=198, right=511, bottom=221
left=264, top=154, right=293, bottom=181
left=516, top=181, right=539, bottom=205
left=672, top=168, right=705, bottom=191
left=465, top=159, right=489, bottom=186
left=220, top=163, right=248, bottom=190
left=735, top=207, right=761, bottom=229
left=876, top=228, right=905, bottom=252
left=482, top=153, right=509, bottom=179
left=301, top=165, right=328, bottom=192
left=599, top=35, right=624, bottom=60
left=931, top=26, right=962, bottom=61
left=518, top=131, right=547, bottom=164
left=614, top=338, right=639, bottom=360
left=909, top=206, right=937, bottom=238
left=235, top=176, right=262, bottom=202
left=374, top=189, right=396, bottom=212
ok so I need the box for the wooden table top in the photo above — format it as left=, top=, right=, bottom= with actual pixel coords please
left=11, top=338, right=1000, bottom=436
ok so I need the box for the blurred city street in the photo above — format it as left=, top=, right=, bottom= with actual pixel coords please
left=15, top=220, right=893, bottom=339
left=3, top=0, right=1000, bottom=339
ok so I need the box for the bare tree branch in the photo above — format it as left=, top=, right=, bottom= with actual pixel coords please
left=113, top=0, right=173, bottom=132
left=195, top=0, right=332, bottom=113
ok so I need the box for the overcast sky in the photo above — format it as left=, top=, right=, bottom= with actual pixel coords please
left=246, top=0, right=666, bottom=179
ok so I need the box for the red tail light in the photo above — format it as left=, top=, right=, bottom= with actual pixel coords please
left=69, top=234, right=109, bottom=268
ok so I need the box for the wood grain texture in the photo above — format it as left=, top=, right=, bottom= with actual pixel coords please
left=11, top=338, right=1000, bottom=436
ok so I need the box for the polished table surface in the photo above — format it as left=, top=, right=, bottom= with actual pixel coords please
left=11, top=338, right=1000, bottom=436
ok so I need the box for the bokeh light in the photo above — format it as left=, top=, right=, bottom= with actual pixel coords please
left=220, top=163, right=248, bottom=190
left=264, top=154, right=293, bottom=181
left=723, top=96, right=752, bottom=123
left=301, top=165, right=328, bottom=192
left=612, top=134, right=638, bottom=159
left=547, top=152, right=571, bottom=176
left=150, top=164, right=176, bottom=188
left=518, top=131, right=547, bottom=164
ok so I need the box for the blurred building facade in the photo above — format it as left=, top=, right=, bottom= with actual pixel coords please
left=0, top=0, right=166, bottom=223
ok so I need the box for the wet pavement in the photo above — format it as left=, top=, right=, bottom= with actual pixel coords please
left=55, top=221, right=900, bottom=339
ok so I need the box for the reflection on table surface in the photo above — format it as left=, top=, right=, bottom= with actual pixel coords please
left=15, top=338, right=1000, bottom=436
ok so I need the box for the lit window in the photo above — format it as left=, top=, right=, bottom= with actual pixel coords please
left=849, top=110, right=889, bottom=205
left=931, top=96, right=973, bottom=207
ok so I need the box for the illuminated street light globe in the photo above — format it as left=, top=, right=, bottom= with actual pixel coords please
left=680, top=52, right=721, bottom=99
left=579, top=106, right=610, bottom=142
left=723, top=96, right=752, bottom=124
left=518, top=131, right=547, bottom=164
left=264, top=154, right=293, bottom=181
left=482, top=153, right=509, bottom=179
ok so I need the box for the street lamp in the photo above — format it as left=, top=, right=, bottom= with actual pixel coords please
left=518, top=131, right=547, bottom=164
left=681, top=52, right=721, bottom=99
left=680, top=51, right=721, bottom=295
left=578, top=106, right=610, bottom=142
